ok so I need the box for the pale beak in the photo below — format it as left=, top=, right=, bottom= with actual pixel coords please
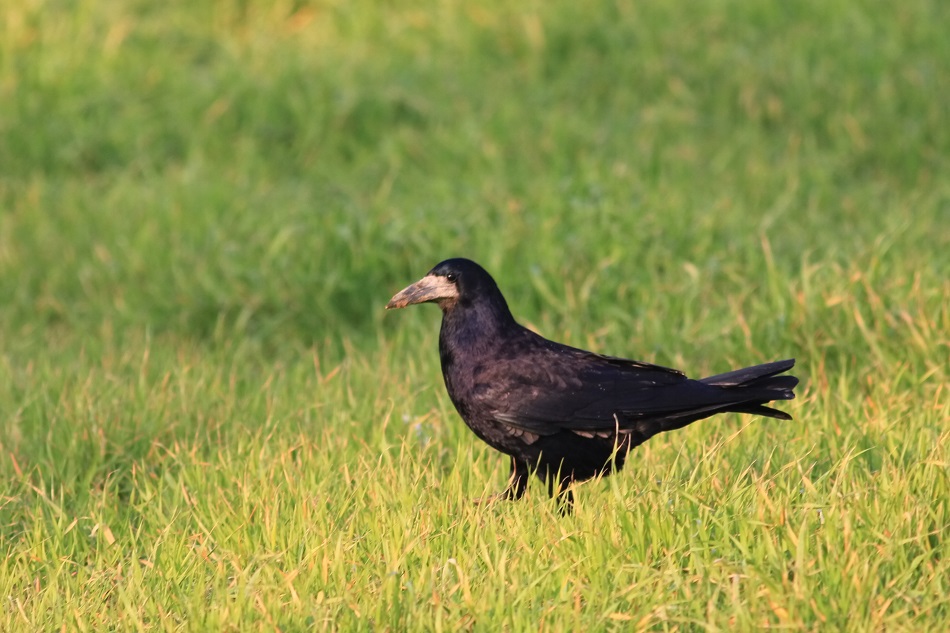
left=386, top=274, right=458, bottom=309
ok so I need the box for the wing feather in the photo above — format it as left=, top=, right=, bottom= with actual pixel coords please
left=482, top=343, right=714, bottom=434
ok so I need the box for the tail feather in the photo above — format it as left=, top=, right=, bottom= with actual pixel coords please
left=700, top=358, right=798, bottom=421
left=622, top=360, right=799, bottom=444
left=701, top=359, right=796, bottom=387
left=727, top=403, right=793, bottom=421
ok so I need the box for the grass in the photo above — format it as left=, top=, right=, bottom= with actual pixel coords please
left=1, top=0, right=948, bottom=629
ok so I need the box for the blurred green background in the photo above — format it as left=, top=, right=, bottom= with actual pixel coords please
left=2, top=0, right=946, bottom=353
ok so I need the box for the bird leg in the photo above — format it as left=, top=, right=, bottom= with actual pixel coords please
left=504, top=458, right=530, bottom=500
left=473, top=457, right=529, bottom=504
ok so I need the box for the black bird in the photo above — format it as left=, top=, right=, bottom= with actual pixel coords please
left=387, top=258, right=798, bottom=511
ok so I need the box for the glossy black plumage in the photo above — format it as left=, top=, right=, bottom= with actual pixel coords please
left=387, top=258, right=799, bottom=511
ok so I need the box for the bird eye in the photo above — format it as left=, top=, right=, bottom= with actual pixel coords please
left=445, top=273, right=457, bottom=282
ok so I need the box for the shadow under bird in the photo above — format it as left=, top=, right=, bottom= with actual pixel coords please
left=386, top=258, right=799, bottom=512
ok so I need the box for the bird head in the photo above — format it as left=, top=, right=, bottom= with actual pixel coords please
left=386, top=258, right=503, bottom=313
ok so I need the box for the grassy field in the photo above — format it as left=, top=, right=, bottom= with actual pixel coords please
left=1, top=0, right=948, bottom=629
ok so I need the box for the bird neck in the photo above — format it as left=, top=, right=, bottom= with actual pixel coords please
left=439, top=296, right=517, bottom=352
